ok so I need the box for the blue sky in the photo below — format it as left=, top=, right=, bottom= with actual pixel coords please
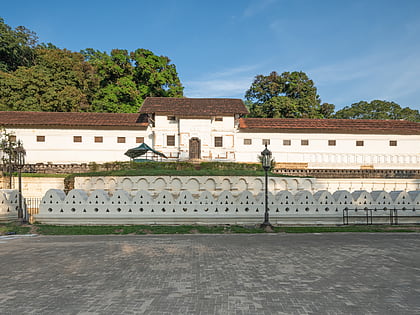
left=2, top=0, right=420, bottom=111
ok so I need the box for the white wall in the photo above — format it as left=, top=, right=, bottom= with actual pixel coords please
left=5, top=119, right=420, bottom=169
left=152, top=115, right=237, bottom=161
left=35, top=189, right=420, bottom=225
left=7, top=127, right=150, bottom=164
left=235, top=132, right=420, bottom=169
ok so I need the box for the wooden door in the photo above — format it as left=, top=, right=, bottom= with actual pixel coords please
left=189, top=138, right=201, bottom=160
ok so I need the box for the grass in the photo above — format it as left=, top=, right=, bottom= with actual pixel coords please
left=66, top=161, right=290, bottom=179
left=20, top=173, right=68, bottom=178
left=0, top=222, right=31, bottom=235
left=0, top=223, right=415, bottom=236
left=69, top=168, right=275, bottom=178
left=1, top=223, right=418, bottom=236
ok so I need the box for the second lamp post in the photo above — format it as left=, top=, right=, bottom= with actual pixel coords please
left=261, top=144, right=272, bottom=228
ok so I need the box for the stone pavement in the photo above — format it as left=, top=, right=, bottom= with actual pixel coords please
left=0, top=233, right=419, bottom=315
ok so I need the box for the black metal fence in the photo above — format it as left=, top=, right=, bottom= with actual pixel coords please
left=24, top=197, right=42, bottom=223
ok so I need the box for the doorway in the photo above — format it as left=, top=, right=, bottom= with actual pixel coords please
left=189, top=137, right=201, bottom=160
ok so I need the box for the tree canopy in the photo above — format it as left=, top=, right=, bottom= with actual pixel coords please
left=245, top=71, right=335, bottom=118
left=81, top=48, right=183, bottom=113
left=0, top=18, right=184, bottom=113
left=0, top=17, right=37, bottom=72
left=333, top=100, right=420, bottom=122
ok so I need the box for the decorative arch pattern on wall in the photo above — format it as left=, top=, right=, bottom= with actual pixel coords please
left=30, top=189, right=420, bottom=225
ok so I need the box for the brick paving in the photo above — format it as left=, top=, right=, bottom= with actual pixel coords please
left=0, top=233, right=419, bottom=314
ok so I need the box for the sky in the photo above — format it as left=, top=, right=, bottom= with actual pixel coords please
left=2, top=0, right=420, bottom=111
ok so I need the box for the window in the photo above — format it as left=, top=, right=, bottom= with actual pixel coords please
left=117, top=137, right=126, bottom=143
left=214, top=136, right=223, bottom=147
left=301, top=139, right=309, bottom=146
left=262, top=139, right=270, bottom=146
left=283, top=139, right=291, bottom=146
left=36, top=136, right=45, bottom=142
left=244, top=139, right=252, bottom=145
left=356, top=140, right=364, bottom=147
left=94, top=136, right=103, bottom=143
left=328, top=140, right=336, bottom=146
left=215, top=117, right=223, bottom=122
left=73, top=136, right=82, bottom=143
left=167, top=116, right=176, bottom=121
left=136, top=137, right=144, bottom=143
left=389, top=140, right=397, bottom=146
left=167, top=135, right=175, bottom=146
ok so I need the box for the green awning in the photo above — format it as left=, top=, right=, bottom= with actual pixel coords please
left=124, top=143, right=167, bottom=159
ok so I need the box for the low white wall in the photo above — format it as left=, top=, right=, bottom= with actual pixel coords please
left=74, top=176, right=420, bottom=196
left=36, top=189, right=420, bottom=225
left=74, top=176, right=317, bottom=196
left=0, top=190, right=20, bottom=222
left=315, top=178, right=420, bottom=192
left=12, top=177, right=65, bottom=199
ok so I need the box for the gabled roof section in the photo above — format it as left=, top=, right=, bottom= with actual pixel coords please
left=239, top=118, right=420, bottom=135
left=0, top=111, right=149, bottom=128
left=139, top=97, right=249, bottom=116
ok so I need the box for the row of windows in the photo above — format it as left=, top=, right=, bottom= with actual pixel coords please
left=166, top=136, right=400, bottom=148
left=166, top=136, right=224, bottom=147
left=246, top=139, right=398, bottom=147
left=167, top=116, right=223, bottom=122
left=35, top=136, right=145, bottom=144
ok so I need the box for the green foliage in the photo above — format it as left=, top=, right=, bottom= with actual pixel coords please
left=82, top=48, right=184, bottom=113
left=334, top=100, right=420, bottom=122
left=0, top=17, right=37, bottom=72
left=66, top=161, right=285, bottom=179
left=245, top=71, right=333, bottom=118
left=0, top=18, right=183, bottom=113
left=0, top=48, right=99, bottom=112
left=199, top=161, right=261, bottom=171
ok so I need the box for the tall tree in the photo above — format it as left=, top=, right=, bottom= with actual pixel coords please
left=0, top=48, right=98, bottom=112
left=334, top=100, right=420, bottom=122
left=0, top=17, right=38, bottom=72
left=81, top=48, right=184, bottom=113
left=245, top=71, right=333, bottom=118
left=131, top=48, right=184, bottom=98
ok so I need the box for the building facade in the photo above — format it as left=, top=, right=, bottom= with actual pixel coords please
left=0, top=97, right=419, bottom=169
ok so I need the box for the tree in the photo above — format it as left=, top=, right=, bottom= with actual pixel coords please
left=245, top=71, right=333, bottom=118
left=0, top=48, right=99, bottom=112
left=81, top=48, right=184, bottom=113
left=131, top=48, right=184, bottom=99
left=333, top=100, right=420, bottom=122
left=0, top=17, right=38, bottom=72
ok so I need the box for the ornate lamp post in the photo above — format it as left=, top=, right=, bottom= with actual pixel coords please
left=260, top=144, right=272, bottom=228
left=14, top=140, right=26, bottom=222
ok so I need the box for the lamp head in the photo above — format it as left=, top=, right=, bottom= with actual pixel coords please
left=261, top=144, right=272, bottom=170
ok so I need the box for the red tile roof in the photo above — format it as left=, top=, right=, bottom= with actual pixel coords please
left=0, top=111, right=148, bottom=129
left=140, top=97, right=249, bottom=116
left=239, top=118, right=420, bottom=135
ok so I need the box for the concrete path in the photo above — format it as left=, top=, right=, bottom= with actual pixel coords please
left=1, top=233, right=419, bottom=314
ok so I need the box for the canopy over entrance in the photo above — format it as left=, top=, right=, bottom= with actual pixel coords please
left=124, top=143, right=167, bottom=161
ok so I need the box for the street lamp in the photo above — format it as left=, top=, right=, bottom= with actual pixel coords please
left=260, top=144, right=272, bottom=228
left=14, top=140, right=26, bottom=222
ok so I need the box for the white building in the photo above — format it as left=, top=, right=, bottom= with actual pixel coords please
left=0, top=97, right=419, bottom=169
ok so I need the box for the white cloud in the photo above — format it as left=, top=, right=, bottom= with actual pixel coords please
left=242, top=0, right=278, bottom=18
left=184, top=78, right=253, bottom=99
left=184, top=64, right=263, bottom=99
left=308, top=51, right=420, bottom=110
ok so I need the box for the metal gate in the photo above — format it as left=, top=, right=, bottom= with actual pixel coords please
left=24, top=197, right=42, bottom=224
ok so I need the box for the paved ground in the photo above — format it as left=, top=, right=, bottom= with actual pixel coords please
left=0, top=233, right=419, bottom=315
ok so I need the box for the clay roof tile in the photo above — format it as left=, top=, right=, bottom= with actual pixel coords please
left=139, top=97, right=249, bottom=116
left=239, top=118, right=420, bottom=135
